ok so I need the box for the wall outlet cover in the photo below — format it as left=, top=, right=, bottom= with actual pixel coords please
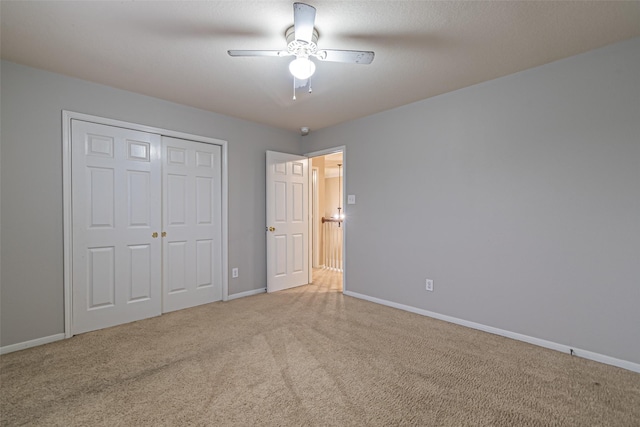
left=426, top=279, right=434, bottom=291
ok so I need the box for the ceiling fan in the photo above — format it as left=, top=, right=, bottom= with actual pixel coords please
left=228, top=2, right=375, bottom=97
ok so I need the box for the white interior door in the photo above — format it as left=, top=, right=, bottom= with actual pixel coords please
left=266, top=151, right=309, bottom=292
left=71, top=120, right=162, bottom=334
left=163, top=136, right=222, bottom=312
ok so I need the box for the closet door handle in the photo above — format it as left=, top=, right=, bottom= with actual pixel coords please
left=161, top=232, right=167, bottom=237
left=152, top=232, right=159, bottom=238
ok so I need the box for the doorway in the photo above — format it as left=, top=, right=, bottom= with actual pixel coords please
left=309, top=150, right=345, bottom=292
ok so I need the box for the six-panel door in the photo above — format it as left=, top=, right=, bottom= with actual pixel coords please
left=72, top=120, right=162, bottom=334
left=266, top=151, right=309, bottom=292
left=71, top=120, right=223, bottom=334
left=162, top=136, right=222, bottom=312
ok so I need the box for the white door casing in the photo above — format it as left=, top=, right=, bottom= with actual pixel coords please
left=162, top=136, right=222, bottom=312
left=312, top=167, right=320, bottom=268
left=266, top=151, right=309, bottom=292
left=71, top=120, right=162, bottom=334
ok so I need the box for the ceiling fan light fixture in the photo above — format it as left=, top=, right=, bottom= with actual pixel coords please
left=289, top=57, right=316, bottom=80
left=228, top=3, right=374, bottom=93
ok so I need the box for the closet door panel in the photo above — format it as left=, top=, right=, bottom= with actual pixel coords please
left=162, top=136, right=222, bottom=312
left=72, top=120, right=162, bottom=334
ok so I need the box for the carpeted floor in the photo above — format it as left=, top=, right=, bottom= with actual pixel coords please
left=1, top=270, right=639, bottom=426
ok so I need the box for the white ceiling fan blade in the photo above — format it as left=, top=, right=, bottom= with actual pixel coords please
left=316, top=50, right=375, bottom=64
left=228, top=50, right=290, bottom=57
left=293, top=2, right=316, bottom=43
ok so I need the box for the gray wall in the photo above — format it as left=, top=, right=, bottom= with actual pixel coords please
left=302, top=38, right=640, bottom=364
left=0, top=61, right=300, bottom=347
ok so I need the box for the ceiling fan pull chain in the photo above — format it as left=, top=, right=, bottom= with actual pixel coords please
left=309, top=78, right=313, bottom=94
left=293, top=76, right=297, bottom=100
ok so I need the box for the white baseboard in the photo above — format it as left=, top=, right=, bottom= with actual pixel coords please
left=344, top=291, right=640, bottom=374
left=2, top=289, right=267, bottom=354
left=227, top=287, right=266, bottom=301
left=0, top=333, right=66, bottom=355
left=5, top=294, right=637, bottom=374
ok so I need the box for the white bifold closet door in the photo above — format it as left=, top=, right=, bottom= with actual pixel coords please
left=72, top=120, right=162, bottom=334
left=71, top=120, right=222, bottom=335
left=162, top=136, right=222, bottom=313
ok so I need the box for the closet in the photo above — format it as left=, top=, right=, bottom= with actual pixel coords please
left=71, top=119, right=222, bottom=334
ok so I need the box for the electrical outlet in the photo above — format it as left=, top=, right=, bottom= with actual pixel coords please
left=232, top=268, right=239, bottom=278
left=425, top=279, right=434, bottom=292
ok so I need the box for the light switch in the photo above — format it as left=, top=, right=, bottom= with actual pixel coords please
left=347, top=195, right=356, bottom=204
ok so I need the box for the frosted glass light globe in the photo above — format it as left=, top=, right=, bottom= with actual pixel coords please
left=289, top=57, right=316, bottom=80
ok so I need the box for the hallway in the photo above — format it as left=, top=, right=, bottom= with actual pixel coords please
left=311, top=268, right=342, bottom=292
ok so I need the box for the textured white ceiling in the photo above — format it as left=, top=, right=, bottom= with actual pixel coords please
left=2, top=1, right=639, bottom=133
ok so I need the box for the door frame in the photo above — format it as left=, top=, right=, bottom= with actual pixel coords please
left=304, top=146, right=346, bottom=292
left=311, top=167, right=320, bottom=268
left=62, top=110, right=229, bottom=338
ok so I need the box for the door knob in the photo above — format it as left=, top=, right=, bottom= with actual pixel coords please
left=161, top=231, right=167, bottom=237
left=268, top=226, right=276, bottom=232
left=152, top=232, right=158, bottom=238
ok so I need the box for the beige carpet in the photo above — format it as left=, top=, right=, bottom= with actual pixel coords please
left=2, top=270, right=639, bottom=426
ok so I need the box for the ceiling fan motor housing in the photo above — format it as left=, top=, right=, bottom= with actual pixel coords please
left=285, top=26, right=319, bottom=57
